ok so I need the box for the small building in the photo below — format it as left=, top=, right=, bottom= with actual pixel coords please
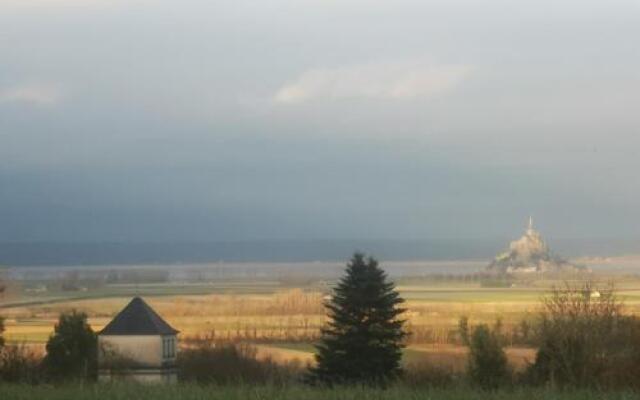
left=98, top=296, right=179, bottom=383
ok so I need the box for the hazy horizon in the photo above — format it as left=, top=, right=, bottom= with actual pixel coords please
left=1, top=236, right=638, bottom=266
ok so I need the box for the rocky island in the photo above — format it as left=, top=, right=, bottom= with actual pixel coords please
left=487, top=218, right=581, bottom=274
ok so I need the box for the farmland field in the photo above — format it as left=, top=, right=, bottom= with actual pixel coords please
left=2, top=257, right=640, bottom=370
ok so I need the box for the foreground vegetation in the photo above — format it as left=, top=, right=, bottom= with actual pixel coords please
left=5, top=255, right=640, bottom=396
left=1, top=384, right=639, bottom=400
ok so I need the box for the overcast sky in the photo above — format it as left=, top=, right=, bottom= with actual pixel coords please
left=1, top=0, right=639, bottom=243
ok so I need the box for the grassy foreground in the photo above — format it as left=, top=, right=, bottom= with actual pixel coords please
left=0, top=384, right=638, bottom=400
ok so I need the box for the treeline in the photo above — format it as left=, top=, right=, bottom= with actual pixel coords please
left=404, top=320, right=537, bottom=347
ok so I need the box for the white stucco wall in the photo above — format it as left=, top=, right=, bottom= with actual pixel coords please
left=99, top=335, right=177, bottom=369
left=98, top=368, right=178, bottom=384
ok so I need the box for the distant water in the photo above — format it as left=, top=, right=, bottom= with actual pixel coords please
left=0, top=238, right=638, bottom=266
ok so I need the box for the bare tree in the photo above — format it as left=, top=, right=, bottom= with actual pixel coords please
left=527, top=281, right=640, bottom=388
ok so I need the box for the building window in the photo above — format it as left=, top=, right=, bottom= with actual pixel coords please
left=163, top=337, right=175, bottom=359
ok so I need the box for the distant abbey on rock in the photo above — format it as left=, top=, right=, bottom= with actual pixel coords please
left=487, top=217, right=580, bottom=274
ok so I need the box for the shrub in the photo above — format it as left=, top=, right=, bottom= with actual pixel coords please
left=467, top=323, right=509, bottom=390
left=0, top=344, right=43, bottom=384
left=178, top=339, right=301, bottom=385
left=525, top=281, right=640, bottom=389
left=0, top=316, right=5, bottom=349
left=43, top=310, right=97, bottom=381
left=458, top=316, right=469, bottom=346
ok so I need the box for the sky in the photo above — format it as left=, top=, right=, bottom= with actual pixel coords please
left=1, top=0, right=639, bottom=244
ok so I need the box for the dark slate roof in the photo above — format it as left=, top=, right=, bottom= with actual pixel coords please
left=99, top=296, right=179, bottom=336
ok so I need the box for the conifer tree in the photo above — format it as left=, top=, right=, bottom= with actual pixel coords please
left=308, top=253, right=406, bottom=385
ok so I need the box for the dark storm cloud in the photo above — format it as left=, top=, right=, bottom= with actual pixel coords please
left=0, top=0, right=639, bottom=244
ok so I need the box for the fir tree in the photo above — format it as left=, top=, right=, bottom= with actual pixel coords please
left=308, top=253, right=406, bottom=385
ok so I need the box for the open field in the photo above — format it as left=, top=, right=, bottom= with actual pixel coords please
left=258, top=342, right=536, bottom=372
left=2, top=283, right=547, bottom=344
left=3, top=257, right=640, bottom=369
left=5, top=281, right=640, bottom=344
left=1, top=384, right=638, bottom=400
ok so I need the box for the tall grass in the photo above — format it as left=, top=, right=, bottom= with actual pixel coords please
left=0, top=383, right=638, bottom=400
left=178, top=339, right=302, bottom=385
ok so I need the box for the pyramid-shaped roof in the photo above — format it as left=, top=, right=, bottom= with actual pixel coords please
left=99, top=297, right=179, bottom=336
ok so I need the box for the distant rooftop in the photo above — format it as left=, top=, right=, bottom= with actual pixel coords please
left=99, top=296, right=179, bottom=336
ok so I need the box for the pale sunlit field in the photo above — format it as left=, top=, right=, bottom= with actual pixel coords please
left=3, top=258, right=640, bottom=371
